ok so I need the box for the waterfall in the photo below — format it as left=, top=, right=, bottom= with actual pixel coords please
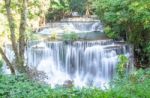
left=38, top=18, right=103, bottom=35
left=26, top=40, right=133, bottom=88
left=2, top=17, right=133, bottom=89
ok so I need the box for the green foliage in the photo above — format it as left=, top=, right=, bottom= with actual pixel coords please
left=46, top=0, right=70, bottom=21
left=46, top=0, right=96, bottom=21
left=94, top=0, right=150, bottom=66
left=117, top=55, right=128, bottom=78
left=0, top=56, right=3, bottom=74
left=0, top=74, right=51, bottom=98
left=95, top=0, right=150, bottom=44
left=26, top=30, right=39, bottom=41
left=69, top=0, right=86, bottom=15
left=51, top=0, right=69, bottom=10
left=0, top=74, right=107, bottom=98
left=0, top=61, right=2, bottom=69
left=62, top=32, right=79, bottom=41
left=0, top=56, right=3, bottom=69
left=104, top=26, right=118, bottom=39
left=144, top=42, right=150, bottom=53
left=143, top=42, right=150, bottom=65
left=45, top=87, right=108, bottom=98
left=50, top=32, right=58, bottom=40
left=0, top=0, right=47, bottom=43
left=0, top=69, right=150, bottom=98
left=69, top=0, right=96, bottom=15
left=111, top=69, right=150, bottom=98
left=46, top=9, right=64, bottom=21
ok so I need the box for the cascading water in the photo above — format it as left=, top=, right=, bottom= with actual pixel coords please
left=38, top=17, right=103, bottom=34
left=26, top=40, right=133, bottom=89
left=3, top=17, right=133, bottom=89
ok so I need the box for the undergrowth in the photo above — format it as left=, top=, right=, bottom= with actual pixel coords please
left=0, top=69, right=150, bottom=98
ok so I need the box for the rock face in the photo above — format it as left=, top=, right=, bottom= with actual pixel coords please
left=63, top=80, right=73, bottom=88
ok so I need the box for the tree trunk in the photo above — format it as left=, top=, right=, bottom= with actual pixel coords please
left=0, top=47, right=15, bottom=74
left=19, top=0, right=27, bottom=68
left=5, top=0, right=19, bottom=60
left=3, top=0, right=28, bottom=73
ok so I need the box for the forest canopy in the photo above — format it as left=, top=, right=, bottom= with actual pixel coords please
left=95, top=0, right=150, bottom=67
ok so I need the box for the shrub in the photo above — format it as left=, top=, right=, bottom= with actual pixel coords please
left=46, top=0, right=70, bottom=22
left=104, top=26, right=119, bottom=39
left=0, top=69, right=150, bottom=98
left=117, top=55, right=128, bottom=78
left=62, top=32, right=79, bottom=41
left=0, top=74, right=51, bottom=98
left=50, top=32, right=58, bottom=40
left=111, top=69, right=150, bottom=98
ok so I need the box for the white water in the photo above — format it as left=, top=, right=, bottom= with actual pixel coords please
left=3, top=17, right=133, bottom=89
left=26, top=40, right=132, bottom=89
left=38, top=18, right=103, bottom=35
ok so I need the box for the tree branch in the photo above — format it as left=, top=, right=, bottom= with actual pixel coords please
left=0, top=47, right=15, bottom=74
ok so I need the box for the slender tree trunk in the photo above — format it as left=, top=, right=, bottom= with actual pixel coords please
left=2, top=0, right=28, bottom=73
left=5, top=0, right=19, bottom=60
left=19, top=0, right=27, bottom=68
left=0, top=47, right=15, bottom=74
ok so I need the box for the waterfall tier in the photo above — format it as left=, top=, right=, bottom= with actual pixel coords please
left=37, top=17, right=103, bottom=35
left=36, top=17, right=106, bottom=41
left=26, top=40, right=133, bottom=88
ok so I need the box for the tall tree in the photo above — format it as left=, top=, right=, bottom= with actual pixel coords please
left=0, top=0, right=28, bottom=74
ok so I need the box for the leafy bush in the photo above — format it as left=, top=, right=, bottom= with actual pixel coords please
left=69, top=0, right=86, bottom=15
left=50, top=32, right=58, bottom=40
left=62, top=32, right=79, bottom=41
left=111, top=69, right=150, bottom=98
left=104, top=26, right=119, bottom=39
left=95, top=0, right=150, bottom=44
left=46, top=0, right=70, bottom=21
left=117, top=55, right=128, bottom=78
left=0, top=69, right=150, bottom=98
left=46, top=0, right=96, bottom=21
left=0, top=74, right=51, bottom=98
left=94, top=0, right=150, bottom=66
left=143, top=42, right=150, bottom=66
left=0, top=74, right=108, bottom=98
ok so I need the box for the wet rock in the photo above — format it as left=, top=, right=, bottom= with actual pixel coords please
left=63, top=80, right=73, bottom=88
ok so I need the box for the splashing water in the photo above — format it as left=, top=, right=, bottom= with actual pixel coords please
left=26, top=40, right=133, bottom=89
